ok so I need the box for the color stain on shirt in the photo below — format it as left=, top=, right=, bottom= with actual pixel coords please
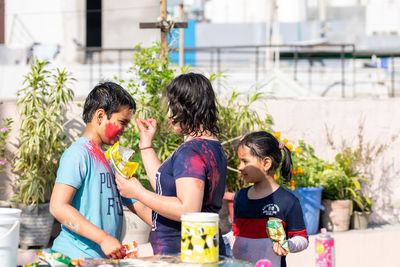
left=86, top=140, right=112, bottom=173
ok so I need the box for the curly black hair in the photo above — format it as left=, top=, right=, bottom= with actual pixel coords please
left=164, top=73, right=219, bottom=136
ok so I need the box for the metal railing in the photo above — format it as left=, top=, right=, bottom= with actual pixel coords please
left=82, top=44, right=400, bottom=98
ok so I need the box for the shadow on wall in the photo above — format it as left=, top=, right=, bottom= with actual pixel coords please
left=62, top=102, right=86, bottom=145
left=370, top=156, right=400, bottom=225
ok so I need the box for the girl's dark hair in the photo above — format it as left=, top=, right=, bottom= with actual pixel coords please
left=164, top=72, right=219, bottom=136
left=238, top=131, right=292, bottom=183
left=82, top=81, right=136, bottom=123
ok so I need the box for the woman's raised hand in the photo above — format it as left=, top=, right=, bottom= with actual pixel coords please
left=135, top=118, right=157, bottom=149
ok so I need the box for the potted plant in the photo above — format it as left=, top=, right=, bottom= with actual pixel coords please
left=319, top=147, right=372, bottom=232
left=0, top=118, right=13, bottom=208
left=12, top=59, right=74, bottom=248
left=277, top=139, right=327, bottom=235
left=333, top=147, right=373, bottom=230
left=217, top=90, right=272, bottom=225
left=325, top=121, right=395, bottom=231
left=351, top=194, right=372, bottom=230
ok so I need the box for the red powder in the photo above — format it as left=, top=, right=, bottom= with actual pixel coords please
left=86, top=140, right=112, bottom=173
left=105, top=122, right=120, bottom=139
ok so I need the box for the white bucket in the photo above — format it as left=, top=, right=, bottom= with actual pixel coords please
left=0, top=208, right=22, bottom=267
left=181, top=212, right=219, bottom=264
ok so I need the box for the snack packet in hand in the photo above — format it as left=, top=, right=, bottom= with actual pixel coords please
left=266, top=217, right=290, bottom=252
left=104, top=142, right=139, bottom=179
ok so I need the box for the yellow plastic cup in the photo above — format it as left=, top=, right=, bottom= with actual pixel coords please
left=181, top=212, right=219, bottom=264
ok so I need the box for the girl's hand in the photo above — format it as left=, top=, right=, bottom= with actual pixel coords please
left=99, top=234, right=126, bottom=259
left=135, top=118, right=157, bottom=149
left=115, top=171, right=144, bottom=199
left=273, top=242, right=288, bottom=256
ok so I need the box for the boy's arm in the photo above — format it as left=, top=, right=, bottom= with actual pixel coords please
left=50, top=183, right=125, bottom=259
left=126, top=201, right=152, bottom=226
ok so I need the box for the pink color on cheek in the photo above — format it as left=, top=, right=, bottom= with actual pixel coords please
left=105, top=122, right=120, bottom=139
left=168, top=117, right=181, bottom=134
left=168, top=117, right=174, bottom=128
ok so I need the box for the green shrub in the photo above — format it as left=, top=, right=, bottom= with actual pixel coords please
left=13, top=59, right=75, bottom=205
left=117, top=43, right=273, bottom=192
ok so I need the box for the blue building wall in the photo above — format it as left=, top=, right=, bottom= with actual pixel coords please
left=169, top=20, right=196, bottom=66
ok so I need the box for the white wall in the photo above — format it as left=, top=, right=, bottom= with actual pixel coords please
left=204, top=0, right=272, bottom=23
left=204, top=0, right=308, bottom=23
left=366, top=1, right=400, bottom=35
left=255, top=98, right=400, bottom=225
left=102, top=0, right=160, bottom=49
left=4, top=0, right=160, bottom=64
left=5, top=0, right=85, bottom=63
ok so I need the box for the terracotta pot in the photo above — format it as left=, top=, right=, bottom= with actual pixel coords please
left=320, top=199, right=352, bottom=232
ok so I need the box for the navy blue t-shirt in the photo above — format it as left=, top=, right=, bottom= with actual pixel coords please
left=232, top=186, right=307, bottom=266
left=149, top=138, right=227, bottom=255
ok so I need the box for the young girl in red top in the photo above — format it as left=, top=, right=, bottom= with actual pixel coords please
left=229, top=131, right=308, bottom=266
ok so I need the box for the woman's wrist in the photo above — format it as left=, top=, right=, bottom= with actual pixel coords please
left=139, top=145, right=153, bottom=150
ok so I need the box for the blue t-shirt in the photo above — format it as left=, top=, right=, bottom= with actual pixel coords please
left=232, top=186, right=307, bottom=266
left=150, top=138, right=227, bottom=255
left=52, top=137, right=136, bottom=259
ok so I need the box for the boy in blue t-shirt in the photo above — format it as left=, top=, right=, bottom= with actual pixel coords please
left=50, top=82, right=137, bottom=259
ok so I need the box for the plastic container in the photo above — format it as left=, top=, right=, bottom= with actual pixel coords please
left=181, top=212, right=219, bottom=264
left=291, top=186, right=324, bottom=235
left=0, top=208, right=21, bottom=267
left=255, top=259, right=273, bottom=267
left=315, top=228, right=335, bottom=267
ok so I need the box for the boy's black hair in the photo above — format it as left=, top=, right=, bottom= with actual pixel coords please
left=238, top=131, right=293, bottom=183
left=82, top=81, right=136, bottom=123
left=164, top=72, right=219, bottom=136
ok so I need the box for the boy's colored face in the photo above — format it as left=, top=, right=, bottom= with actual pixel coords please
left=101, top=106, right=133, bottom=145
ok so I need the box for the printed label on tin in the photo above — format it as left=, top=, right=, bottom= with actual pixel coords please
left=181, top=221, right=219, bottom=263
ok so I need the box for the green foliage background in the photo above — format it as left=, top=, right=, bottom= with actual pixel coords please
left=0, top=118, right=13, bottom=172
left=117, top=43, right=272, bottom=192
left=13, top=59, right=75, bottom=205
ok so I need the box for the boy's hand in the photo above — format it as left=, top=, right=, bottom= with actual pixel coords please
left=273, top=242, right=288, bottom=256
left=99, top=234, right=126, bottom=259
left=136, top=118, right=157, bottom=149
left=116, top=172, right=144, bottom=199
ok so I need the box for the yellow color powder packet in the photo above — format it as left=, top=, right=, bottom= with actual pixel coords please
left=104, top=142, right=139, bottom=178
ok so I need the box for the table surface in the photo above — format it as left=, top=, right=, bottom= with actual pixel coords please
left=61, top=255, right=253, bottom=267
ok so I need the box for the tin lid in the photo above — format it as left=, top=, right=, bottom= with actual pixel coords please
left=181, top=212, right=219, bottom=222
